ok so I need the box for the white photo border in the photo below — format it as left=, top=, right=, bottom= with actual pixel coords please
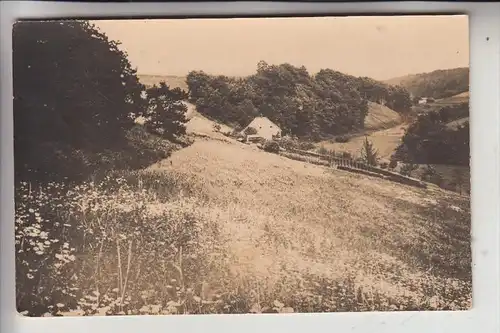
left=1, top=2, right=498, bottom=333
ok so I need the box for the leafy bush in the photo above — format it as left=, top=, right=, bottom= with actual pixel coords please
left=388, top=159, right=398, bottom=170
left=263, top=141, right=280, bottom=154
left=360, top=137, right=379, bottom=166
left=399, top=163, right=419, bottom=177
left=379, top=162, right=389, bottom=169
left=335, top=136, right=350, bottom=143
left=273, top=137, right=314, bottom=151
left=298, top=141, right=316, bottom=151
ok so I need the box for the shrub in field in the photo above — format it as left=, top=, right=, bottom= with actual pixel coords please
left=388, top=159, right=398, bottom=170
left=298, top=141, right=316, bottom=151
left=275, top=137, right=315, bottom=151
left=335, top=135, right=350, bottom=143
left=379, top=162, right=389, bottom=169
left=360, top=136, right=380, bottom=166
left=399, top=163, right=419, bottom=177
left=263, top=141, right=280, bottom=154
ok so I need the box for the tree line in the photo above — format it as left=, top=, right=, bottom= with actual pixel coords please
left=13, top=21, right=187, bottom=182
left=186, top=61, right=412, bottom=141
left=386, top=67, right=469, bottom=100
left=394, top=102, right=470, bottom=166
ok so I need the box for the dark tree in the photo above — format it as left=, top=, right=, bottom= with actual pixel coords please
left=144, top=82, right=188, bottom=139
left=395, top=106, right=469, bottom=167
left=13, top=20, right=146, bottom=181
left=360, top=137, right=379, bottom=166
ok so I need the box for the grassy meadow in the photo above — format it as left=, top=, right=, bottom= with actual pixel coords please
left=16, top=134, right=472, bottom=316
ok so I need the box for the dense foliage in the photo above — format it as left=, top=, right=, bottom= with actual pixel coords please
left=143, top=82, right=188, bottom=139
left=13, top=21, right=186, bottom=182
left=186, top=61, right=412, bottom=141
left=386, top=67, right=469, bottom=100
left=394, top=103, right=470, bottom=166
left=355, top=76, right=412, bottom=113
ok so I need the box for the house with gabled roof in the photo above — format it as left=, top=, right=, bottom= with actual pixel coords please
left=241, top=117, right=282, bottom=141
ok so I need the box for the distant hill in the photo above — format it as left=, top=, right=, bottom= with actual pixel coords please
left=412, top=91, right=469, bottom=116
left=385, top=67, right=469, bottom=100
left=435, top=91, right=469, bottom=105
left=138, top=74, right=188, bottom=92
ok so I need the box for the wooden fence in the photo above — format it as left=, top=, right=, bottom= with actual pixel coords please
left=284, top=147, right=427, bottom=189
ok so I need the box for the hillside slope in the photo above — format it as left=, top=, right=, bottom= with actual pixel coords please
left=435, top=91, right=469, bottom=105
left=364, top=101, right=402, bottom=130
left=183, top=101, right=234, bottom=141
left=385, top=67, right=469, bottom=99
left=145, top=138, right=471, bottom=310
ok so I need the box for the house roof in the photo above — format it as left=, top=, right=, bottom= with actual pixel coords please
left=242, top=117, right=281, bottom=134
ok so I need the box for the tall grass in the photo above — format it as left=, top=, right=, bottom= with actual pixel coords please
left=15, top=172, right=219, bottom=316
left=15, top=171, right=472, bottom=316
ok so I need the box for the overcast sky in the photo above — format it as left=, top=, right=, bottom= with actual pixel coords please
left=93, top=15, right=468, bottom=81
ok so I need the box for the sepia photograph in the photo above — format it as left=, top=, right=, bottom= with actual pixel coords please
left=13, top=15, right=471, bottom=317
